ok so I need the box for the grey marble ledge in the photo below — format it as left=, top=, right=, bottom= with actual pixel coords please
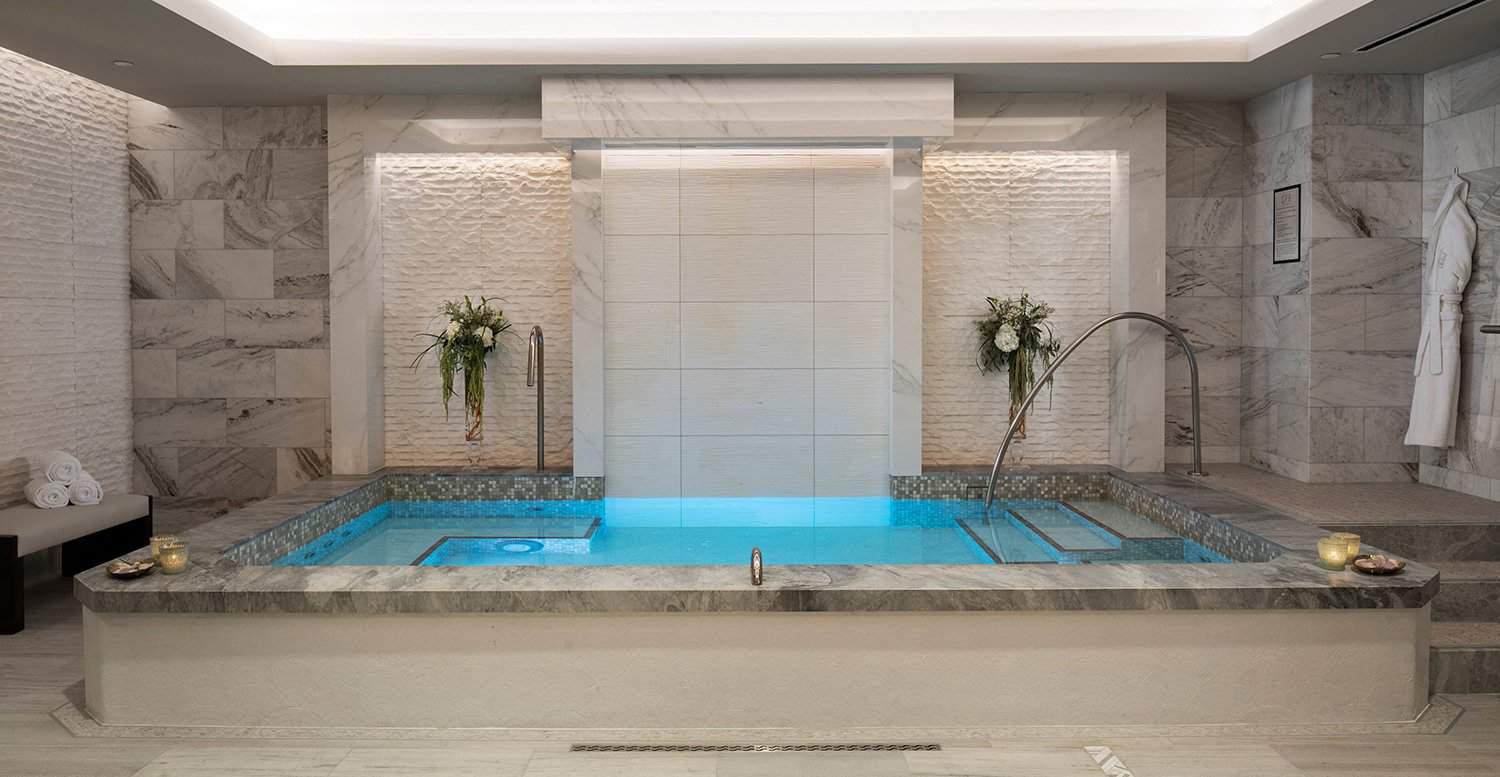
left=73, top=468, right=1439, bottom=615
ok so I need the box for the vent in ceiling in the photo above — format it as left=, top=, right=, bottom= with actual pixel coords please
left=1355, top=0, right=1493, bottom=53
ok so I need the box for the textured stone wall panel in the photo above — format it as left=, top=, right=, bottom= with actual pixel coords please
left=922, top=151, right=1113, bottom=466
left=0, top=48, right=131, bottom=507
left=381, top=155, right=574, bottom=467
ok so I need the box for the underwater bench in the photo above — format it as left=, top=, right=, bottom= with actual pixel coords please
left=1, top=495, right=151, bottom=634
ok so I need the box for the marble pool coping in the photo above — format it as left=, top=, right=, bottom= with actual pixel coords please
left=73, top=467, right=1439, bottom=614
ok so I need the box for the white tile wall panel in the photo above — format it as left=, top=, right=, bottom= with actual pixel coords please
left=602, top=146, right=893, bottom=496
left=679, top=235, right=814, bottom=302
left=814, top=234, right=890, bottom=302
left=682, top=435, right=815, bottom=497
left=681, top=302, right=815, bottom=369
left=602, top=149, right=680, bottom=235
left=605, top=370, right=682, bottom=435
left=73, top=243, right=132, bottom=300
left=604, top=435, right=681, bottom=497
left=680, top=369, right=814, bottom=436
left=605, top=302, right=680, bottom=369
left=604, top=235, right=679, bottom=302
left=814, top=301, right=890, bottom=369
left=814, top=152, right=892, bottom=234
left=922, top=151, right=1114, bottom=466
left=814, top=435, right=891, bottom=497
left=814, top=369, right=891, bottom=435
left=680, top=151, right=814, bottom=235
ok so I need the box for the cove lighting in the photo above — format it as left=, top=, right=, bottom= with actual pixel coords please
left=152, top=0, right=1376, bottom=65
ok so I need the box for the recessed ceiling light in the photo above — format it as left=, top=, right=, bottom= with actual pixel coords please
left=112, top=59, right=135, bottom=67
left=1319, top=51, right=1342, bottom=59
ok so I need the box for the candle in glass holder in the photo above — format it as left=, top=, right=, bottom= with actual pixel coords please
left=149, top=534, right=178, bottom=560
left=157, top=541, right=189, bottom=574
left=1331, top=531, right=1360, bottom=558
left=1317, top=535, right=1351, bottom=570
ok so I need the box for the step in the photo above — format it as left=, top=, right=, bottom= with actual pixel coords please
left=1430, top=622, right=1500, bottom=693
left=1428, top=561, right=1500, bottom=622
left=1321, top=523, right=1500, bottom=561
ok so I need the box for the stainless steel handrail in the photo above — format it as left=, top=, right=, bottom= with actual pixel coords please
left=983, top=312, right=1206, bottom=510
left=1483, top=324, right=1500, bottom=335
left=526, top=325, right=545, bottom=471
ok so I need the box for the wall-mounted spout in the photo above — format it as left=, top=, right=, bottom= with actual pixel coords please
left=526, top=325, right=544, bottom=471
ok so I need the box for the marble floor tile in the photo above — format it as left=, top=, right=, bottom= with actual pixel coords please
left=717, top=751, right=911, bottom=777
left=520, top=753, right=715, bottom=777
left=330, top=747, right=532, bottom=776
left=1101, top=739, right=1301, bottom=776
left=131, top=747, right=348, bottom=777
left=905, top=745, right=1099, bottom=776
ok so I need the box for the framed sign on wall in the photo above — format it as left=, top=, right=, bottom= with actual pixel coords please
left=1272, top=184, right=1301, bottom=264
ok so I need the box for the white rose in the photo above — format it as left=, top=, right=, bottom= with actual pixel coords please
left=480, top=327, right=495, bottom=347
left=444, top=320, right=461, bottom=339
left=995, top=324, right=1020, bottom=353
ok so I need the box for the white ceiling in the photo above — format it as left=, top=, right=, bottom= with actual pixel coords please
left=2, top=0, right=1499, bottom=105
left=153, top=0, right=1374, bottom=65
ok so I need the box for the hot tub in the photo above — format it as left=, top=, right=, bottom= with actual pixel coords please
left=74, top=467, right=1438, bottom=733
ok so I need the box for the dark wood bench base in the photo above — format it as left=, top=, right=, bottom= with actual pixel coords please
left=2, top=500, right=152, bottom=635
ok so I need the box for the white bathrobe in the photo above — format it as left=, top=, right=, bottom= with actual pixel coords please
left=1406, top=173, right=1477, bottom=448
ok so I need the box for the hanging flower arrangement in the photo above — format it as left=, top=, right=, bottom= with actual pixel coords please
left=975, top=293, right=1063, bottom=435
left=412, top=296, right=512, bottom=452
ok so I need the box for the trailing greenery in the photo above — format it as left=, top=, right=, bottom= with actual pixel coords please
left=411, top=295, right=512, bottom=440
left=975, top=292, right=1063, bottom=410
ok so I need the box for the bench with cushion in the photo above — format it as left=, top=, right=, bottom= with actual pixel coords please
left=1, top=494, right=151, bottom=634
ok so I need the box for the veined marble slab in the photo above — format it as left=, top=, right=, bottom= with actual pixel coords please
left=73, top=467, right=1438, bottom=615
left=541, top=76, right=953, bottom=139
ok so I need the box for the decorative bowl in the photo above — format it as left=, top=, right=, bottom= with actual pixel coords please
left=1351, top=554, right=1405, bottom=576
left=106, top=558, right=156, bottom=579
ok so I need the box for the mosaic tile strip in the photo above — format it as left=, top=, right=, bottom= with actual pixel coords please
left=384, top=473, right=605, bottom=501
left=890, top=470, right=1110, bottom=501
left=224, top=479, right=384, bottom=564
left=1104, top=477, right=1280, bottom=563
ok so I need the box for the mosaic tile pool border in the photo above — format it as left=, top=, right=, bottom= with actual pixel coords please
left=889, top=468, right=1282, bottom=562
left=223, top=471, right=604, bottom=565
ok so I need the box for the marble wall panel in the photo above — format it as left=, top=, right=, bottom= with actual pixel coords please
left=128, top=98, right=331, bottom=506
left=1419, top=46, right=1500, bottom=500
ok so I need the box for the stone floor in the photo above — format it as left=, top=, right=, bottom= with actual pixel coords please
left=1170, top=464, right=1500, bottom=525
left=4, top=577, right=1500, bottom=776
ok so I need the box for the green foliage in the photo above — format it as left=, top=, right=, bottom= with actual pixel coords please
left=411, top=296, right=512, bottom=436
left=975, top=292, right=1063, bottom=408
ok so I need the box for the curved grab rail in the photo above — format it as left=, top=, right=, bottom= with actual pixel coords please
left=983, top=312, right=1205, bottom=510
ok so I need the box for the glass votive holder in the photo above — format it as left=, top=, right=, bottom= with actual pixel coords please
left=1317, top=535, right=1351, bottom=570
left=157, top=541, right=189, bottom=574
left=149, top=534, right=178, bottom=560
left=1332, top=531, right=1361, bottom=558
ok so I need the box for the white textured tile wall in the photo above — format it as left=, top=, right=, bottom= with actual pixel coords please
left=0, top=48, right=131, bottom=507
left=602, top=147, right=893, bottom=497
left=922, top=151, right=1114, bottom=466
left=380, top=154, right=574, bottom=468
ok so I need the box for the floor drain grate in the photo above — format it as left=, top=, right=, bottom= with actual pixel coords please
left=570, top=743, right=941, bottom=753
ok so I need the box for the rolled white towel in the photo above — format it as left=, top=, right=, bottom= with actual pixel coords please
left=25, top=478, right=70, bottom=509
left=37, top=450, right=83, bottom=484
left=68, top=474, right=102, bottom=506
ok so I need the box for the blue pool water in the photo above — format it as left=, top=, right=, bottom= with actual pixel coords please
left=274, top=498, right=1229, bottom=567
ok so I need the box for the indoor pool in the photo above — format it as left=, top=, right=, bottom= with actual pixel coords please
left=273, top=497, right=1228, bottom=566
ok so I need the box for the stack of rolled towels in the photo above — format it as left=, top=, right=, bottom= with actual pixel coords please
left=24, top=451, right=103, bottom=509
